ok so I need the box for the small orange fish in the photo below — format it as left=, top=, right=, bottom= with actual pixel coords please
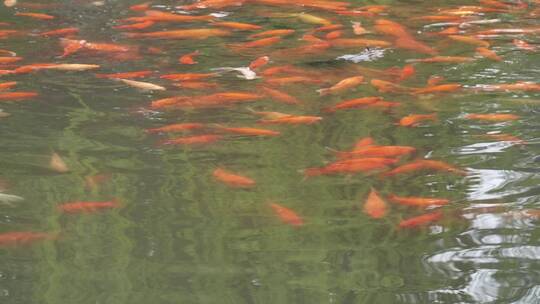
left=0, top=81, right=16, bottom=91
left=265, top=76, right=323, bottom=86
left=113, top=21, right=155, bottom=30
left=399, top=113, right=437, bottom=127
left=352, top=137, right=375, bottom=150
left=0, top=231, right=55, bottom=246
left=145, top=123, right=204, bottom=133
left=476, top=82, right=540, bottom=92
left=125, top=28, right=231, bottom=39
left=15, top=12, right=55, bottom=20
left=231, top=36, right=281, bottom=48
left=248, top=29, right=295, bottom=39
left=304, top=159, right=390, bottom=177
left=95, top=70, right=153, bottom=79
left=213, top=168, right=256, bottom=188
left=371, top=79, right=410, bottom=93
left=213, top=125, right=280, bottom=136
left=141, top=10, right=215, bottom=23
left=381, top=159, right=467, bottom=177
left=325, top=30, right=343, bottom=39
left=0, top=56, right=22, bottom=64
left=160, top=134, right=222, bottom=146
left=249, top=56, right=269, bottom=70
left=464, top=113, right=520, bottom=121
left=259, top=86, right=301, bottom=105
left=323, top=96, right=381, bottom=113
left=412, top=84, right=461, bottom=94
left=476, top=47, right=502, bottom=61
left=0, top=91, right=38, bottom=101
left=399, top=211, right=443, bottom=228
left=58, top=200, right=121, bottom=213
left=336, top=145, right=416, bottom=159
left=317, top=75, right=364, bottom=96
left=388, top=195, right=449, bottom=207
left=363, top=188, right=387, bottom=219
left=258, top=115, right=322, bottom=125
left=179, top=50, right=200, bottom=65
left=329, top=38, right=392, bottom=48
left=212, top=21, right=261, bottom=31
left=398, top=64, right=415, bottom=82
left=270, top=203, right=304, bottom=227
left=39, top=27, right=79, bottom=37
left=448, top=35, right=490, bottom=47
left=160, top=72, right=217, bottom=81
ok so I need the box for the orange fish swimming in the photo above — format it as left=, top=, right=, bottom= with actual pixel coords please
left=259, top=86, right=301, bottom=105
left=248, top=29, right=295, bottom=39
left=388, top=194, right=449, bottom=207
left=114, top=21, right=155, bottom=30
left=125, top=28, right=231, bottom=39
left=160, top=72, right=217, bottom=81
left=249, top=56, right=270, bottom=70
left=0, top=231, right=55, bottom=246
left=370, top=79, right=410, bottom=93
left=381, top=159, right=467, bottom=177
left=0, top=56, right=22, bottom=64
left=15, top=12, right=55, bottom=20
left=0, top=81, right=17, bottom=91
left=335, top=145, right=416, bottom=159
left=363, top=188, right=387, bottom=219
left=258, top=115, right=322, bottom=125
left=304, top=158, right=390, bottom=177
left=412, top=84, right=461, bottom=94
left=160, top=134, right=222, bottom=146
left=213, top=125, right=280, bottom=136
left=323, top=96, right=381, bottom=113
left=399, top=113, right=437, bottom=127
left=317, top=75, right=364, bottom=96
left=352, top=137, right=375, bottom=150
left=179, top=50, right=200, bottom=65
left=476, top=47, right=502, bottom=61
left=95, top=70, right=153, bottom=79
left=399, top=211, right=443, bottom=228
left=58, top=200, right=121, bottom=213
left=270, top=203, right=304, bottom=227
left=0, top=92, right=38, bottom=101
left=213, top=168, right=256, bottom=188
left=211, top=21, right=261, bottom=31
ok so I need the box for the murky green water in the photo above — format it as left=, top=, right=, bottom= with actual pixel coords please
left=1, top=0, right=540, bottom=303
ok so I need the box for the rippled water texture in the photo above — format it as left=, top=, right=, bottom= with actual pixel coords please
left=0, top=0, right=540, bottom=303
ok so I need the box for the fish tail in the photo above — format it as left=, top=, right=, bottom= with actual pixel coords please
left=317, top=88, right=330, bottom=96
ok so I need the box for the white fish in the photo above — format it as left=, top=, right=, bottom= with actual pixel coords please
left=0, top=192, right=23, bottom=206
left=4, top=0, right=16, bottom=7
left=0, top=109, right=10, bottom=118
left=46, top=64, right=100, bottom=71
left=211, top=67, right=258, bottom=80
left=118, top=79, right=166, bottom=91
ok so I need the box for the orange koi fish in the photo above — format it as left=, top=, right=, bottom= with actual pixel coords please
left=317, top=76, right=364, bottom=96
left=39, top=27, right=79, bottom=37
left=513, top=39, right=536, bottom=51
left=398, top=64, right=415, bottom=82
left=260, top=65, right=312, bottom=77
left=399, top=113, right=437, bottom=127
left=160, top=134, right=222, bottom=145
left=270, top=203, right=304, bottom=227
left=304, top=158, right=390, bottom=177
left=212, top=21, right=261, bottom=31
left=0, top=231, right=55, bottom=246
left=322, top=96, right=381, bottom=113
left=363, top=188, right=387, bottom=219
left=353, top=137, right=375, bottom=150
left=125, top=28, right=231, bottom=39
left=15, top=12, right=54, bottom=20
left=399, top=211, right=443, bottom=228
left=130, top=2, right=151, bottom=11
left=113, top=21, right=155, bottom=30
left=260, top=86, right=300, bottom=105
left=160, top=72, right=217, bottom=81
left=373, top=19, right=436, bottom=55
left=258, top=115, right=322, bottom=125
left=248, top=29, right=295, bottom=39
left=146, top=123, right=204, bottom=133
left=248, top=56, right=269, bottom=70
left=394, top=37, right=437, bottom=55
left=388, top=194, right=449, bottom=207
left=0, top=81, right=16, bottom=91
left=141, top=10, right=215, bottom=22
left=0, top=57, right=21, bottom=64
left=0, top=91, right=38, bottom=101
left=464, top=113, right=519, bottom=121
left=412, top=84, right=461, bottom=94
left=84, top=41, right=132, bottom=53
left=213, top=168, right=256, bottom=188
left=325, top=30, right=343, bottom=39
left=213, top=125, right=280, bottom=136
left=313, top=24, right=344, bottom=32
left=335, top=145, right=416, bottom=159
left=476, top=47, right=502, bottom=61
left=371, top=79, right=410, bottom=93
left=179, top=50, right=200, bottom=65
left=58, top=200, right=121, bottom=213
left=152, top=92, right=261, bottom=109
left=381, top=159, right=467, bottom=177
left=95, top=70, right=152, bottom=79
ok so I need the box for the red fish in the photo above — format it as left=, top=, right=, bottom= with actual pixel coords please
left=140, top=10, right=215, bottom=23
left=270, top=203, right=304, bottom=227
left=15, top=12, right=55, bottom=20
left=388, top=194, right=449, bottom=207
left=179, top=50, right=200, bottom=65
left=0, top=231, right=55, bottom=246
left=58, top=200, right=121, bottom=213
left=412, top=84, right=461, bottom=94
left=160, top=134, right=222, bottom=145
left=399, top=211, right=443, bottom=228
left=0, top=92, right=38, bottom=101
left=0, top=81, right=17, bottom=91
left=476, top=47, right=502, bottom=61
left=363, top=188, right=387, bottom=219
left=124, top=28, right=231, bottom=39
left=213, top=168, right=256, bottom=188
left=0, top=57, right=22, bottom=64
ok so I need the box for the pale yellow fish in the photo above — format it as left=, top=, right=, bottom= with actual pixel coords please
left=46, top=64, right=101, bottom=71
left=50, top=152, right=69, bottom=173
left=118, top=78, right=166, bottom=91
left=4, top=0, right=16, bottom=7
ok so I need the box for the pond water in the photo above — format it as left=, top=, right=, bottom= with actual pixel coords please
left=1, top=0, right=540, bottom=303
